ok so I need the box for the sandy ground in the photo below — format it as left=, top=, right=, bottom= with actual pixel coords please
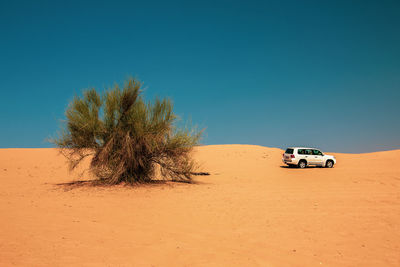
left=0, top=145, right=399, bottom=266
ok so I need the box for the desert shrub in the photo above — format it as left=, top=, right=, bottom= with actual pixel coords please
left=53, top=78, right=201, bottom=184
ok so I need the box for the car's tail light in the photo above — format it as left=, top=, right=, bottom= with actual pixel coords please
left=290, top=154, right=295, bottom=158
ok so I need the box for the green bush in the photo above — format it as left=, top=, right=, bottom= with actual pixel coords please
left=53, top=78, right=201, bottom=184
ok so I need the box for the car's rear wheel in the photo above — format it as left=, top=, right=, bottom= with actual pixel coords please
left=298, top=160, right=307, bottom=169
left=326, top=160, right=334, bottom=168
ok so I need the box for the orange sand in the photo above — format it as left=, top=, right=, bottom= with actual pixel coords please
left=0, top=145, right=399, bottom=266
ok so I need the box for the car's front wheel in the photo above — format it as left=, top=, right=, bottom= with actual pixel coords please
left=325, top=160, right=334, bottom=168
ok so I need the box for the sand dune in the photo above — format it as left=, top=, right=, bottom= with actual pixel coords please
left=0, top=145, right=399, bottom=266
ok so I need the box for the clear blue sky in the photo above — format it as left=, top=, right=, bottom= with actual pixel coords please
left=0, top=0, right=399, bottom=153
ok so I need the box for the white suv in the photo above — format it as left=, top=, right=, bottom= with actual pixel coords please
left=282, top=147, right=336, bottom=168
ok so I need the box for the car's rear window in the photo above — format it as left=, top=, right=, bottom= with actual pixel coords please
left=285, top=148, right=294, bottom=154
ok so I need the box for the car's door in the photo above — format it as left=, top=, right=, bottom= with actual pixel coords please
left=304, top=149, right=312, bottom=163
left=312, top=150, right=324, bottom=166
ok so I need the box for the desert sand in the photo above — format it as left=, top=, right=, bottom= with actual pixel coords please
left=0, top=145, right=399, bottom=266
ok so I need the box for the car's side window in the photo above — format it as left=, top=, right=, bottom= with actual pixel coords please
left=298, top=149, right=304, bottom=154
left=305, top=149, right=312, bottom=155
left=312, top=150, right=322, bottom=155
